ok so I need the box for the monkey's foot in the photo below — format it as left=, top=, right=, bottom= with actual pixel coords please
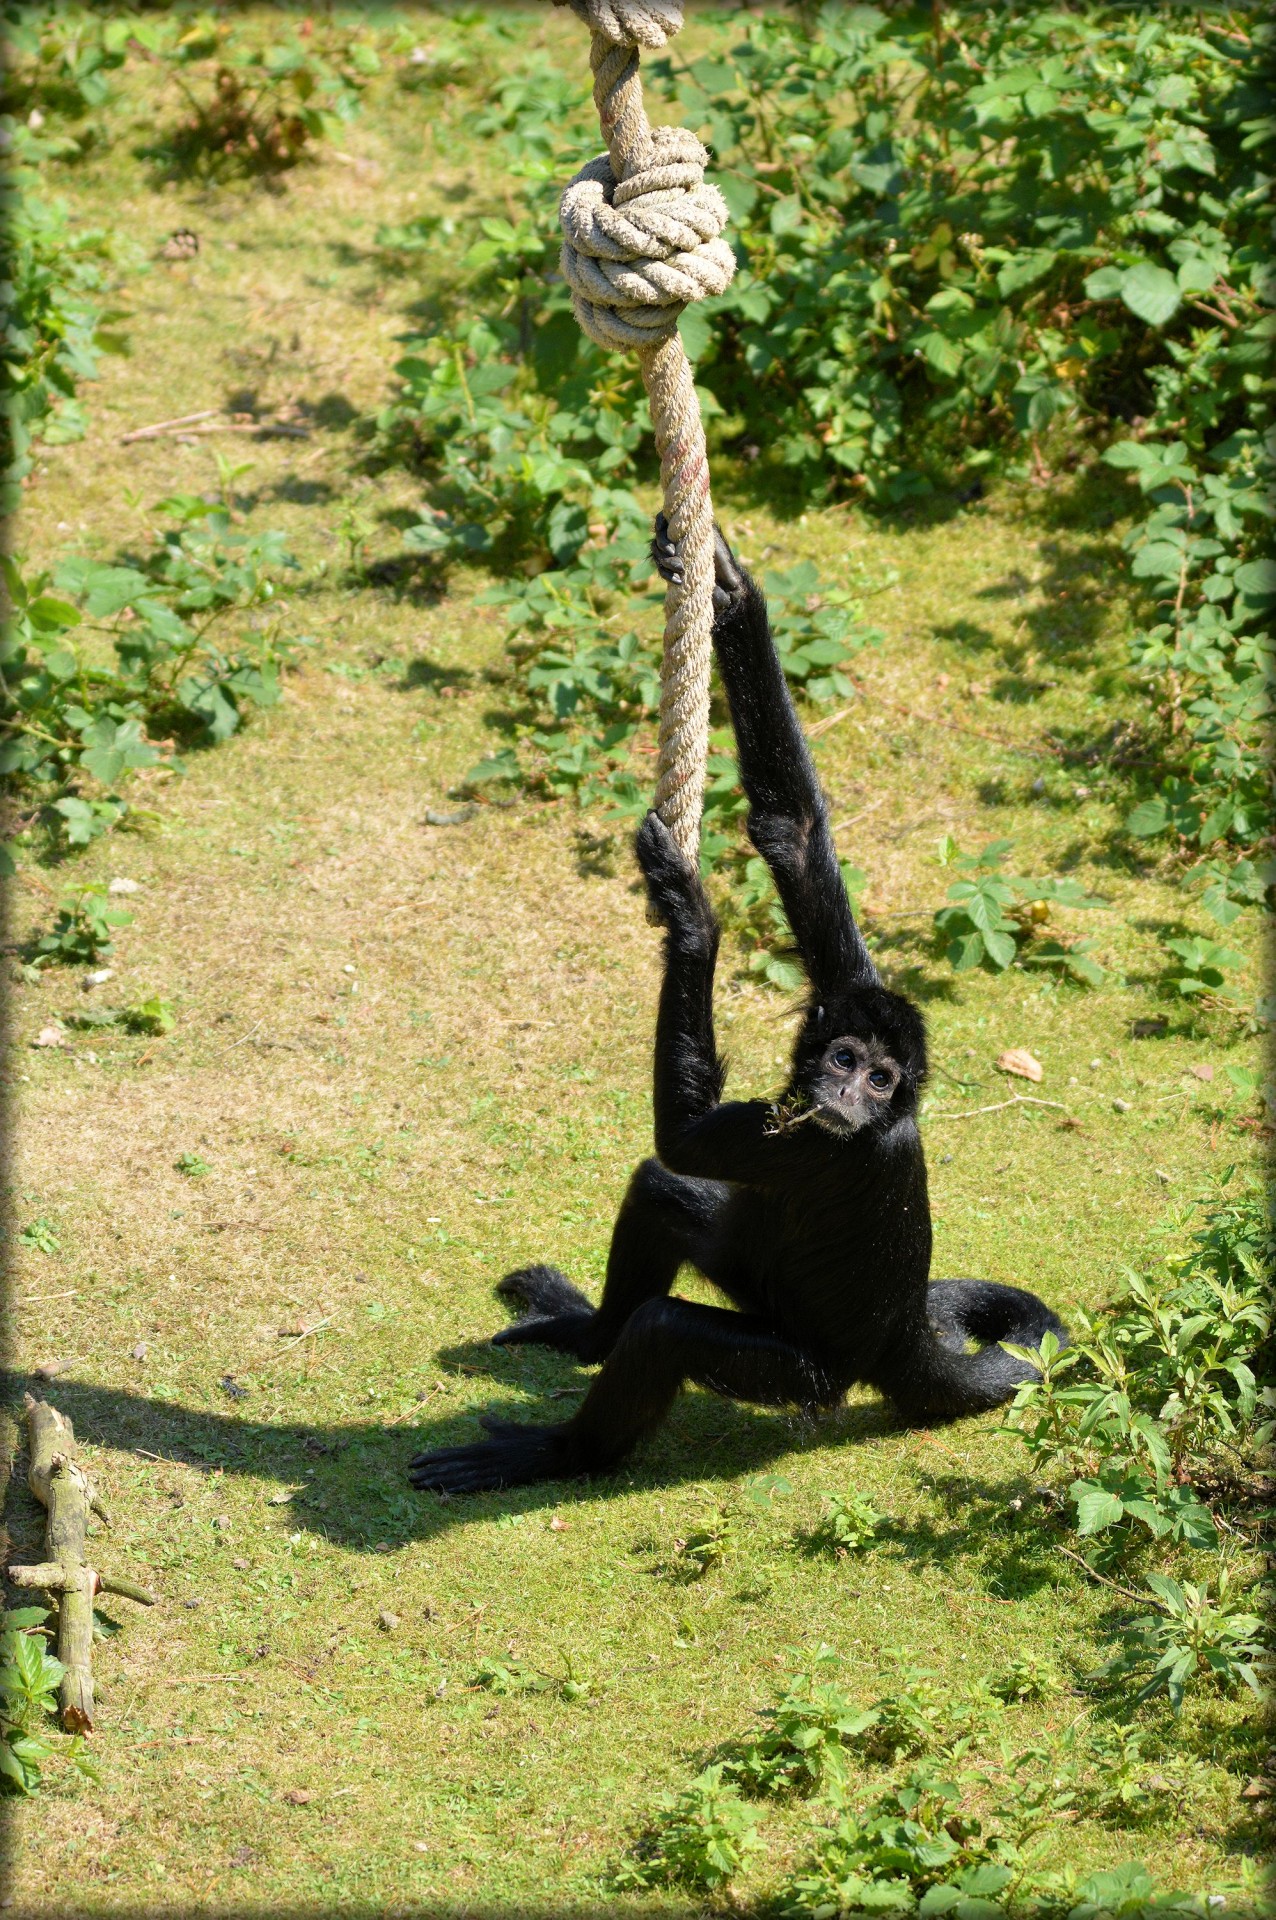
left=408, top=1416, right=579, bottom=1494
left=652, top=511, right=743, bottom=608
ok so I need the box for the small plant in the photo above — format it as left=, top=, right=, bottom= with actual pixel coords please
left=30, top=886, right=131, bottom=969
left=1099, top=1566, right=1267, bottom=1714
left=17, top=1218, right=60, bottom=1255
left=728, top=1645, right=876, bottom=1796
left=989, top=1651, right=1066, bottom=1705
left=471, top=1656, right=543, bottom=1697
left=653, top=1505, right=736, bottom=1583
left=0, top=1607, right=96, bottom=1796
left=857, top=1665, right=951, bottom=1765
left=804, top=1490, right=884, bottom=1556
left=174, top=1151, right=211, bottom=1178
left=65, top=997, right=175, bottom=1037
left=613, top=1763, right=763, bottom=1893
left=1161, top=935, right=1246, bottom=1013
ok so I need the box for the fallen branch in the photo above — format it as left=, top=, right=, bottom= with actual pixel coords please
left=119, top=408, right=218, bottom=442
left=1055, top=1542, right=1149, bottom=1609
left=121, top=412, right=309, bottom=444
left=927, top=1093, right=1068, bottom=1121
left=7, top=1396, right=156, bottom=1731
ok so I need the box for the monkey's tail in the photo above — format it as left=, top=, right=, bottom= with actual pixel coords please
left=890, top=1279, right=1067, bottom=1424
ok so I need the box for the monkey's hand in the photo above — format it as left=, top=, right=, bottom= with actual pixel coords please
left=635, top=810, right=717, bottom=948
left=651, top=511, right=745, bottom=612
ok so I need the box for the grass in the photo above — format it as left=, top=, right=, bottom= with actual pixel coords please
left=3, top=11, right=1267, bottom=1914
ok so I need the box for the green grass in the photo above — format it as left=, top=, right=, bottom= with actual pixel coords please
left=3, top=12, right=1267, bottom=1914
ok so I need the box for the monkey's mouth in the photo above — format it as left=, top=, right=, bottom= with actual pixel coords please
left=811, top=1092, right=871, bottom=1137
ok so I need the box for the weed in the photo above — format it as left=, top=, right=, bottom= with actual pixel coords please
left=803, top=1489, right=884, bottom=1556
left=1098, top=1565, right=1268, bottom=1714
left=613, top=1763, right=764, bottom=1893
left=174, top=1151, right=211, bottom=1178
left=988, top=1652, right=1066, bottom=1705
left=727, top=1645, right=877, bottom=1796
left=17, top=1218, right=60, bottom=1255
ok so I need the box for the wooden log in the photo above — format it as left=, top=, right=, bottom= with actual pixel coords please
left=7, top=1395, right=155, bottom=1733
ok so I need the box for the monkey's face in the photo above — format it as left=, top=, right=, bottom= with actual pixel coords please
left=809, top=1036, right=904, bottom=1136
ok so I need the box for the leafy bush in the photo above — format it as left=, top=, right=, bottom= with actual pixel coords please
left=3, top=498, right=302, bottom=852
left=778, top=1767, right=1024, bottom=1918
left=376, top=5, right=1273, bottom=979
left=0, top=180, right=123, bottom=511
left=151, top=15, right=380, bottom=176
left=1008, top=1182, right=1270, bottom=1540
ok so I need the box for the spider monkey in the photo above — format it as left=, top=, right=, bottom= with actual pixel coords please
left=409, top=518, right=1066, bottom=1495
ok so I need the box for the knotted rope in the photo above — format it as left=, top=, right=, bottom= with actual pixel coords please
left=552, top=0, right=735, bottom=863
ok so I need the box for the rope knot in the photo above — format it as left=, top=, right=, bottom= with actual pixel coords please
left=552, top=0, right=684, bottom=50
left=559, top=127, right=735, bottom=353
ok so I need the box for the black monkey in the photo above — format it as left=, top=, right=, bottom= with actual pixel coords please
left=409, top=520, right=1066, bottom=1495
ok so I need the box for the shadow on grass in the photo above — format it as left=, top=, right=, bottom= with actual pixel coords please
left=3, top=1368, right=892, bottom=1555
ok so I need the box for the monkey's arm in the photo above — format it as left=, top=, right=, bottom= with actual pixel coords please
left=653, top=517, right=878, bottom=997
left=637, top=810, right=811, bottom=1184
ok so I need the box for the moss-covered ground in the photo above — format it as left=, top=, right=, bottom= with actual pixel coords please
left=3, top=11, right=1266, bottom=1915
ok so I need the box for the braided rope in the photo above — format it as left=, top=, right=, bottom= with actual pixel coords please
left=552, top=0, right=734, bottom=862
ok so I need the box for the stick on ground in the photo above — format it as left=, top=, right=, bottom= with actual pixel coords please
left=6, top=1395, right=156, bottom=1733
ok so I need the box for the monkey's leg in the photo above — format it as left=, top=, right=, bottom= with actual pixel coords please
left=492, top=1158, right=728, bottom=1362
left=409, top=1300, right=830, bottom=1494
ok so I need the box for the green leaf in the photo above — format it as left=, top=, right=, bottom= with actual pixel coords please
left=1072, top=1481, right=1125, bottom=1533
left=1119, top=263, right=1182, bottom=328
left=1125, top=799, right=1168, bottom=837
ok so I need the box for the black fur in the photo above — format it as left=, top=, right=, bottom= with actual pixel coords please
left=409, top=519, right=1067, bottom=1494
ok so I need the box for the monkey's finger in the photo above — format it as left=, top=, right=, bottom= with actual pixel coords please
left=713, top=525, right=744, bottom=596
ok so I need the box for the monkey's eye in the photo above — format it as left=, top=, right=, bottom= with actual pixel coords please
left=867, top=1068, right=894, bottom=1091
left=832, top=1048, right=856, bottom=1070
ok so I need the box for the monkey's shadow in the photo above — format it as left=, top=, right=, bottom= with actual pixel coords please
left=2, top=1362, right=895, bottom=1556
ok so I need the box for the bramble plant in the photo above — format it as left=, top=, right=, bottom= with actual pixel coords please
left=29, top=883, right=131, bottom=969
left=3, top=499, right=303, bottom=853
left=934, top=836, right=1106, bottom=981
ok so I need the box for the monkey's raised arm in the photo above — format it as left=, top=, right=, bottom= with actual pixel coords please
left=653, top=518, right=878, bottom=999
left=637, top=811, right=812, bottom=1185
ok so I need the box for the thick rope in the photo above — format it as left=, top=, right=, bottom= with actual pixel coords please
left=552, top=0, right=734, bottom=862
